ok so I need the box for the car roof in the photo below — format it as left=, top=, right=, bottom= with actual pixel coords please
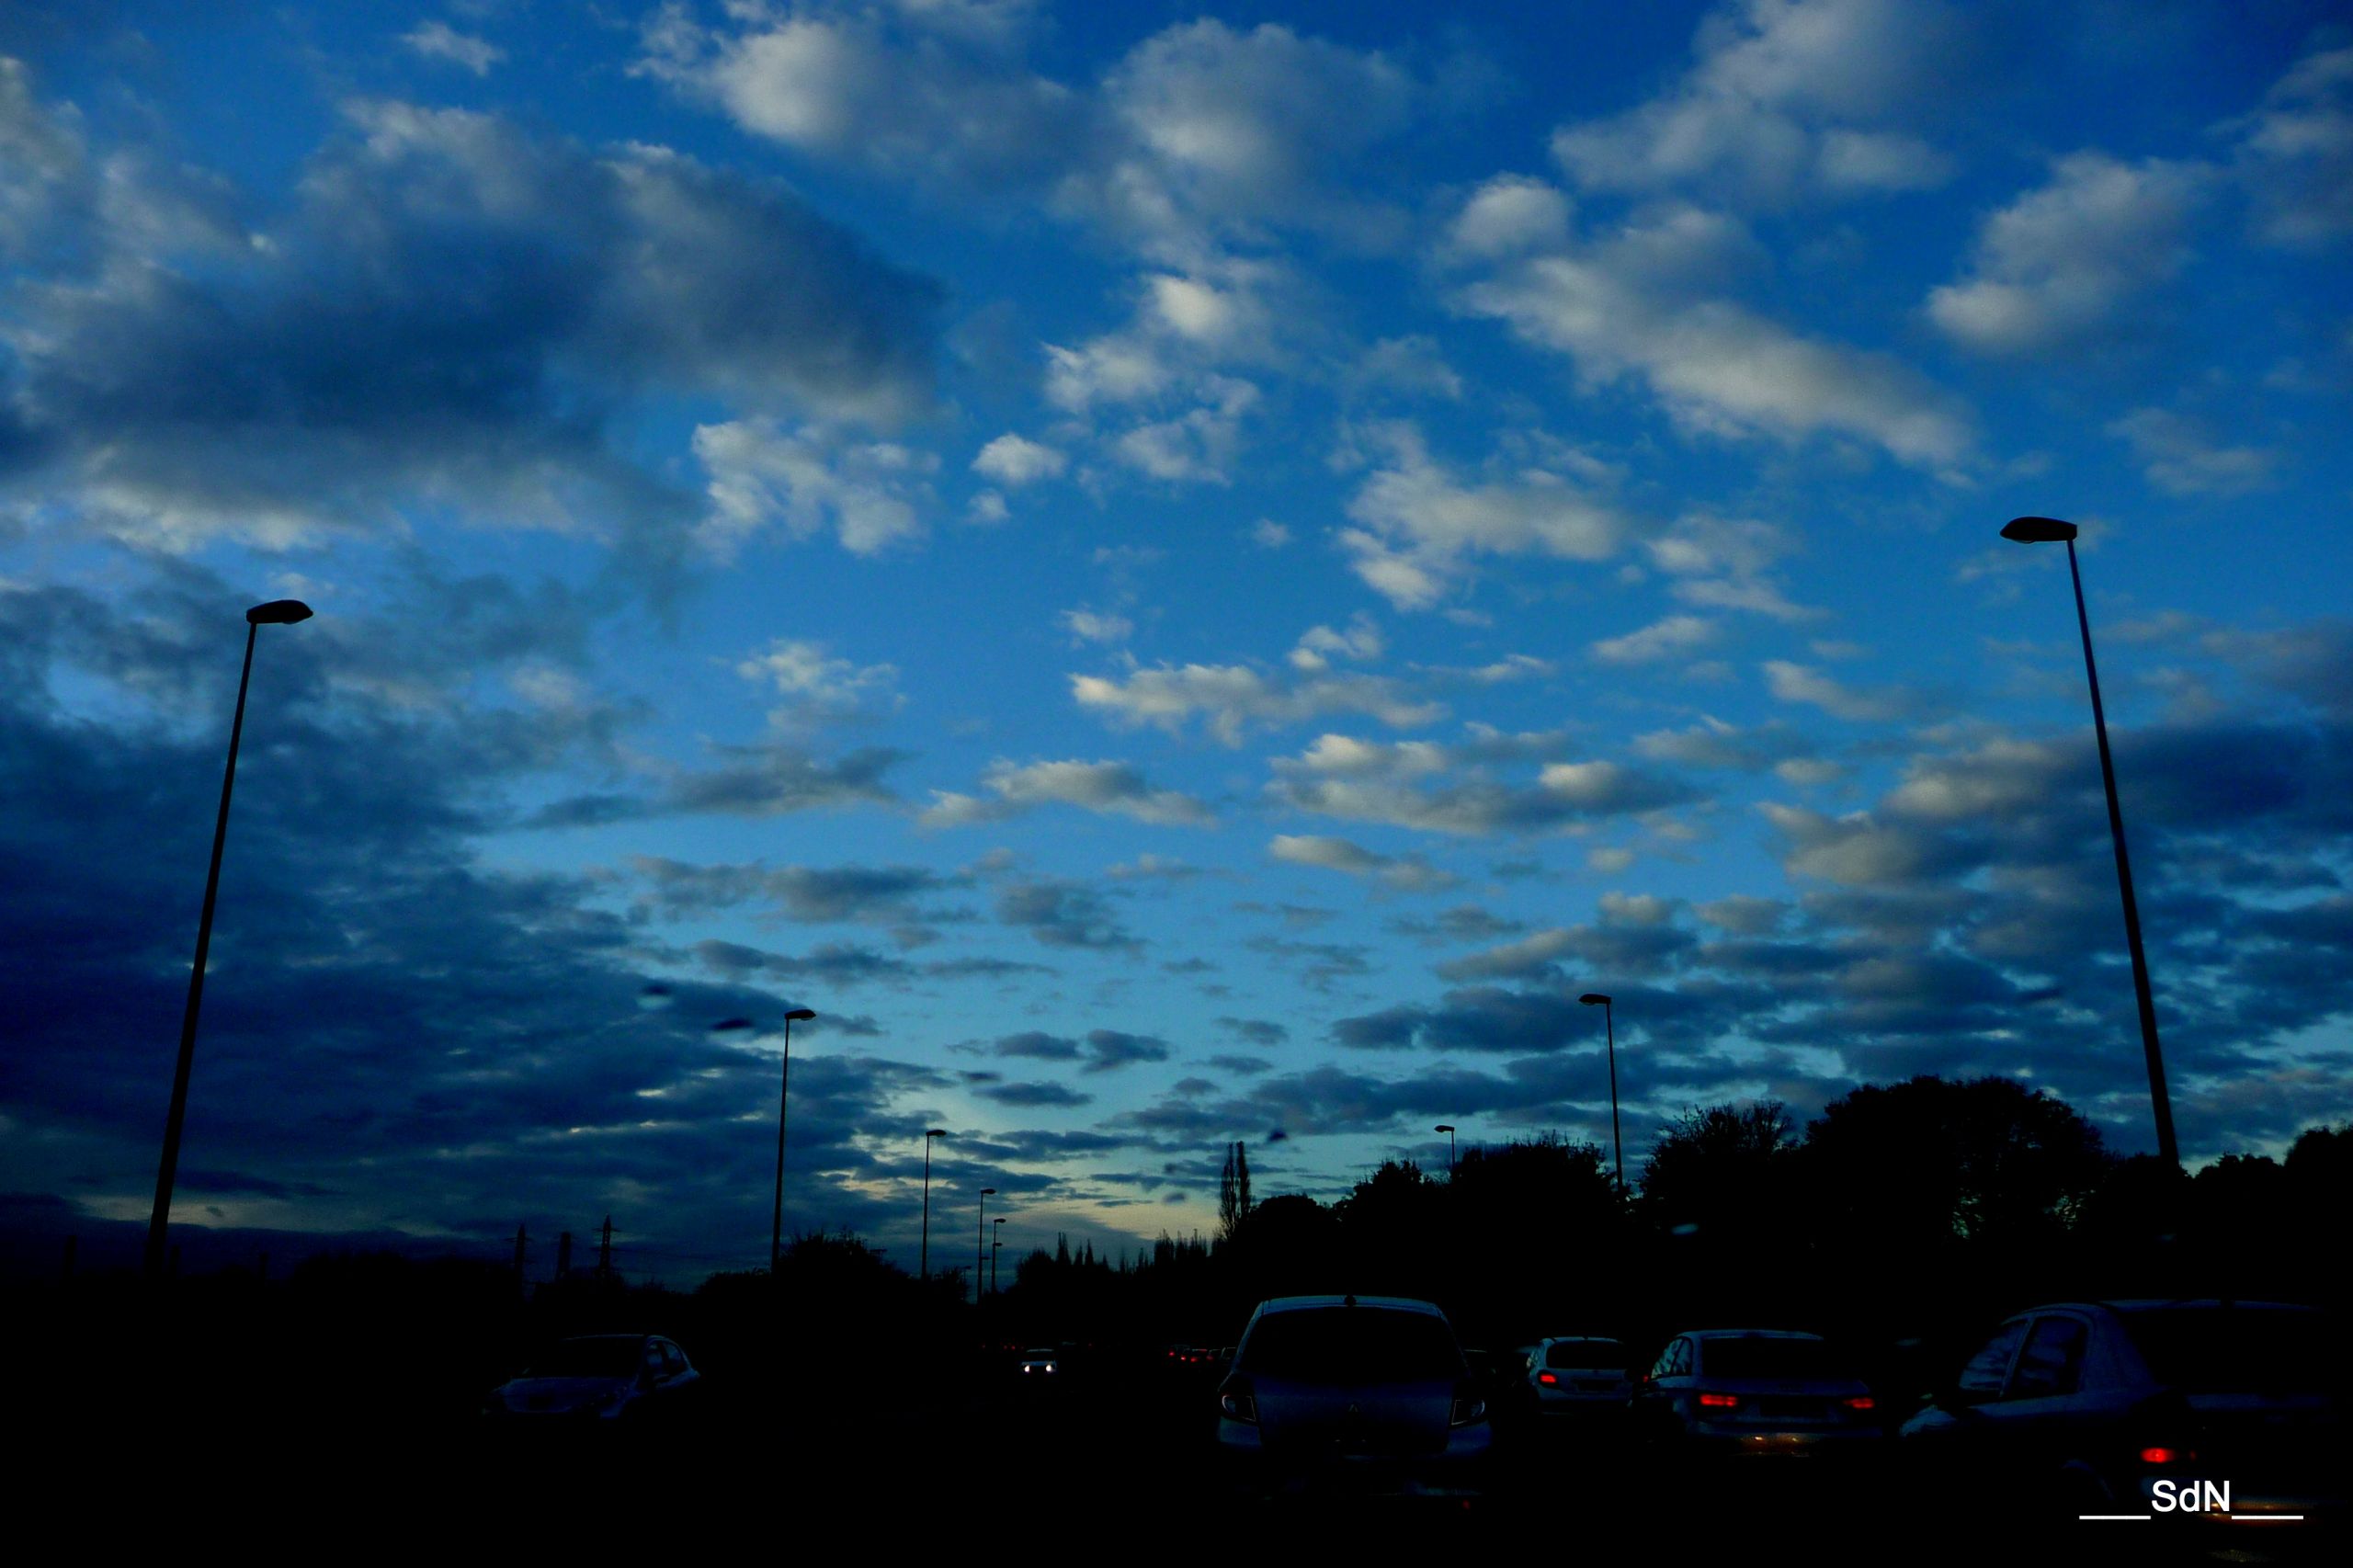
left=2014, top=1299, right=2321, bottom=1317
left=1678, top=1328, right=1824, bottom=1341
left=1539, top=1335, right=1622, bottom=1345
left=1253, top=1294, right=1447, bottom=1317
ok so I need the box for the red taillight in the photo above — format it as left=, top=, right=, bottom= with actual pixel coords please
left=1841, top=1396, right=1876, bottom=1413
left=1697, top=1392, right=1741, bottom=1410
left=2140, top=1446, right=2197, bottom=1467
left=1538, top=1371, right=1559, bottom=1386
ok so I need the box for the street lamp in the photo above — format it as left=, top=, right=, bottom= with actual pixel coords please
left=145, top=598, right=313, bottom=1282
left=992, top=1217, right=1005, bottom=1296
left=920, top=1129, right=948, bottom=1281
left=975, top=1187, right=995, bottom=1305
left=771, top=1008, right=816, bottom=1272
left=1580, top=994, right=1623, bottom=1199
left=2000, top=516, right=2178, bottom=1166
left=1433, top=1124, right=1455, bottom=1176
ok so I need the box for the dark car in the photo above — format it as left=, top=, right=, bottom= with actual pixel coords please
left=1899, top=1300, right=2347, bottom=1528
left=483, top=1334, right=701, bottom=1424
left=1215, top=1294, right=1492, bottom=1500
left=1631, top=1329, right=1883, bottom=1460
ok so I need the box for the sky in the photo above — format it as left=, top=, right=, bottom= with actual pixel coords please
left=4, top=0, right=2350, bottom=1286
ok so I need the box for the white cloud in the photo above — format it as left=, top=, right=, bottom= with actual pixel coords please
left=2107, top=407, right=2279, bottom=497
left=735, top=638, right=901, bottom=728
left=695, top=420, right=937, bottom=556
left=1073, top=661, right=1443, bottom=745
left=1338, top=422, right=1628, bottom=608
left=1927, top=152, right=2212, bottom=358
left=1591, top=613, right=1719, bottom=665
left=1268, top=731, right=1694, bottom=836
left=1290, top=615, right=1384, bottom=671
left=1059, top=608, right=1134, bottom=645
left=1762, top=660, right=1917, bottom=722
left=402, top=21, right=506, bottom=76
left=1445, top=175, right=1572, bottom=258
left=972, top=433, right=1068, bottom=485
left=1548, top=0, right=1966, bottom=206
left=2232, top=43, right=2353, bottom=249
left=1268, top=834, right=1455, bottom=892
left=1251, top=518, right=1292, bottom=549
left=923, top=757, right=1214, bottom=828
left=1460, top=205, right=1973, bottom=469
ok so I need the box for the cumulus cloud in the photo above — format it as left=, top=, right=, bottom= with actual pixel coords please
left=1072, top=660, right=1443, bottom=745
left=921, top=758, right=1215, bottom=828
left=734, top=638, right=902, bottom=728
left=1762, top=660, right=1921, bottom=722
left=0, top=96, right=941, bottom=550
left=1927, top=151, right=2212, bottom=358
left=1548, top=0, right=1968, bottom=206
left=2107, top=407, right=2279, bottom=497
left=401, top=21, right=505, bottom=75
left=1268, top=834, right=1457, bottom=892
left=696, top=421, right=938, bottom=557
left=972, top=432, right=1068, bottom=484
left=2230, top=42, right=2353, bottom=249
left=1459, top=204, right=1973, bottom=470
left=1591, top=613, right=1719, bottom=665
left=1268, top=730, right=1697, bottom=836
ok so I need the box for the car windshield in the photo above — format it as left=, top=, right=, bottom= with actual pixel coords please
left=1024, top=1349, right=1056, bottom=1358
left=1241, top=1308, right=1465, bottom=1385
left=527, top=1339, right=641, bottom=1377
left=2125, top=1307, right=2341, bottom=1393
left=1702, top=1337, right=1848, bottom=1380
left=1546, top=1341, right=1625, bottom=1369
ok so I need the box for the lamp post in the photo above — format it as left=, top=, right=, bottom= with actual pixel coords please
left=1433, top=1124, right=1455, bottom=1176
left=992, top=1217, right=1005, bottom=1296
left=145, top=598, right=313, bottom=1282
left=771, top=1008, right=816, bottom=1272
left=920, top=1129, right=948, bottom=1281
left=975, top=1187, right=995, bottom=1304
left=1580, top=994, right=1623, bottom=1199
left=2000, top=516, right=2178, bottom=1166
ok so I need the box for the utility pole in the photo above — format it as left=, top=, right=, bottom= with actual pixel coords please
left=597, top=1215, right=613, bottom=1282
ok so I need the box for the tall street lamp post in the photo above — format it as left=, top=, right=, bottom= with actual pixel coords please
left=1580, top=994, right=1623, bottom=1199
left=975, top=1187, right=995, bottom=1304
left=771, top=1008, right=816, bottom=1272
left=146, top=598, right=313, bottom=1282
left=992, top=1217, right=1004, bottom=1296
left=920, top=1129, right=948, bottom=1281
left=1433, top=1124, right=1455, bottom=1176
left=2001, top=517, right=2178, bottom=1166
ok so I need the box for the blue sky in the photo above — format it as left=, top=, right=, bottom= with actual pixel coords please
left=5, top=0, right=2349, bottom=1283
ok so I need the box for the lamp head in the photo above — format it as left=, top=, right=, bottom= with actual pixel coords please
left=926, top=1128, right=948, bottom=1139
left=245, top=599, right=313, bottom=625
left=1580, top=994, right=1611, bottom=1006
left=1433, top=1123, right=1454, bottom=1133
left=980, top=1187, right=995, bottom=1197
left=783, top=1008, right=816, bottom=1022
left=2001, top=516, right=2078, bottom=544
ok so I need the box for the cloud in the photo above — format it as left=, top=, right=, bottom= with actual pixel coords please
left=401, top=21, right=505, bottom=76
left=1459, top=204, right=1973, bottom=469
left=733, top=639, right=903, bottom=728
left=1337, top=422, right=1627, bottom=609
left=1268, top=834, right=1457, bottom=892
left=1072, top=661, right=1443, bottom=746
left=1217, top=1017, right=1290, bottom=1047
left=533, top=742, right=905, bottom=825
left=995, top=877, right=1142, bottom=951
left=972, top=433, right=1068, bottom=484
left=978, top=1080, right=1094, bottom=1108
left=920, top=757, right=1214, bottom=828
left=1269, top=730, right=1698, bottom=837
left=1762, top=660, right=1921, bottom=722
left=1445, top=174, right=1573, bottom=258
left=1927, top=151, right=2212, bottom=358
left=1081, top=1029, right=1171, bottom=1073
left=1548, top=0, right=1969, bottom=205
left=2107, top=407, right=2279, bottom=497
left=695, top=420, right=938, bottom=557
left=628, top=857, right=961, bottom=929
left=0, top=96, right=941, bottom=551
left=1591, top=613, right=1720, bottom=665
left=2230, top=42, right=2353, bottom=249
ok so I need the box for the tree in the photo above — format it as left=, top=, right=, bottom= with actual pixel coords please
left=1638, top=1101, right=1798, bottom=1235
left=1217, top=1141, right=1254, bottom=1244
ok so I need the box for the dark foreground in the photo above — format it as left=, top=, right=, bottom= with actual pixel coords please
left=30, top=1352, right=2336, bottom=1563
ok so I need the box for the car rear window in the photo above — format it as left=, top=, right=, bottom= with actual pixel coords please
left=1241, top=1308, right=1466, bottom=1384
left=1546, top=1342, right=1625, bottom=1370
left=2124, top=1307, right=2341, bottom=1393
left=1701, top=1337, right=1848, bottom=1380
left=529, top=1339, right=641, bottom=1377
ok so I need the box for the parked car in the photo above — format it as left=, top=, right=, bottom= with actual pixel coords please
left=482, top=1334, right=700, bottom=1423
left=1631, top=1329, right=1881, bottom=1459
left=1215, top=1294, right=1492, bottom=1500
left=1017, top=1347, right=1062, bottom=1377
left=1524, top=1335, right=1632, bottom=1417
left=1899, top=1299, right=2347, bottom=1526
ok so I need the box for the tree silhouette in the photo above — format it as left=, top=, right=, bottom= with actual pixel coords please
left=1639, top=1100, right=1798, bottom=1237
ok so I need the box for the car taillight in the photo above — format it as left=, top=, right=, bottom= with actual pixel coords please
left=1841, top=1396, right=1876, bottom=1413
left=1697, top=1392, right=1742, bottom=1410
left=2139, top=1446, right=2198, bottom=1467
left=1451, top=1383, right=1488, bottom=1427
left=1218, top=1378, right=1256, bottom=1424
left=1538, top=1372, right=1559, bottom=1386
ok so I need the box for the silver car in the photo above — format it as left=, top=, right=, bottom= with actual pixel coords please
left=1631, top=1329, right=1882, bottom=1459
left=1525, top=1335, right=1632, bottom=1417
left=483, top=1333, right=699, bottom=1422
left=1215, top=1294, right=1493, bottom=1499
